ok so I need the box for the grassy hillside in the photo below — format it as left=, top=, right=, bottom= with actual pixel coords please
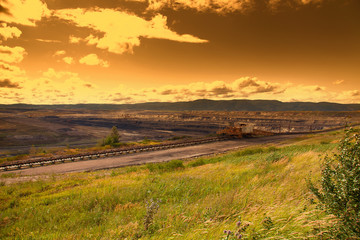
left=0, top=131, right=344, bottom=239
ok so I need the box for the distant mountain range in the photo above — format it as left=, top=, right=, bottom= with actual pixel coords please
left=1, top=99, right=360, bottom=111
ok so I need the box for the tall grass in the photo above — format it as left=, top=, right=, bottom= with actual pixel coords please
left=0, top=132, right=341, bottom=239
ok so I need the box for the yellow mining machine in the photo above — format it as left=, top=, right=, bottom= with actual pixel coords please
left=217, top=122, right=273, bottom=138
left=217, top=122, right=251, bottom=138
left=217, top=126, right=244, bottom=138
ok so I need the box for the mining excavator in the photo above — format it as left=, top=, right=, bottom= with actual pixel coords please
left=217, top=123, right=273, bottom=138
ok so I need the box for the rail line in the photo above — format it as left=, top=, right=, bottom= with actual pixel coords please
left=1, top=124, right=358, bottom=172
left=0, top=136, right=232, bottom=171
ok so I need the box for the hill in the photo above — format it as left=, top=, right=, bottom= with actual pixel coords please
left=1, top=99, right=360, bottom=111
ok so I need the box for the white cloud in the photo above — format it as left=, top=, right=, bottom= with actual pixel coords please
left=0, top=23, right=22, bottom=42
left=55, top=8, right=208, bottom=54
left=79, top=54, right=109, bottom=67
left=0, top=0, right=50, bottom=26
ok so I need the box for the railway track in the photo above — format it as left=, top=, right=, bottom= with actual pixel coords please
left=1, top=124, right=357, bottom=172
left=0, top=136, right=231, bottom=172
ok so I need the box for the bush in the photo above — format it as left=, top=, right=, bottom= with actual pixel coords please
left=309, top=128, right=360, bottom=239
left=100, top=126, right=121, bottom=147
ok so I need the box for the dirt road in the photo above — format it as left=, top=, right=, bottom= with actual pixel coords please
left=0, top=134, right=302, bottom=176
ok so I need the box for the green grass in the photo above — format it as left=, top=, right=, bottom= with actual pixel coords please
left=0, top=131, right=342, bottom=239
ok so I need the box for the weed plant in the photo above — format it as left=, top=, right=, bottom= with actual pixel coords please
left=309, top=128, right=360, bottom=239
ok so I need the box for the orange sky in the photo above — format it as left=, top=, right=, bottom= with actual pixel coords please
left=0, top=0, right=359, bottom=104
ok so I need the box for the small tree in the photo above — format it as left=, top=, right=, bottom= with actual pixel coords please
left=309, top=128, right=360, bottom=239
left=110, top=126, right=120, bottom=144
left=101, top=126, right=121, bottom=147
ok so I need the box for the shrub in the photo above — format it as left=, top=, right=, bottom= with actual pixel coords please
left=100, top=126, right=121, bottom=147
left=308, top=128, right=360, bottom=239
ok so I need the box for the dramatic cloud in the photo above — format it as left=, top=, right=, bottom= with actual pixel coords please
left=79, top=54, right=109, bottom=67
left=0, top=79, right=20, bottom=88
left=55, top=8, right=208, bottom=54
left=0, top=23, right=22, bottom=42
left=0, top=45, right=27, bottom=63
left=0, top=0, right=50, bottom=26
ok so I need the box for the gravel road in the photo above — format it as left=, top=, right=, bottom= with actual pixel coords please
left=0, top=134, right=303, bottom=176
